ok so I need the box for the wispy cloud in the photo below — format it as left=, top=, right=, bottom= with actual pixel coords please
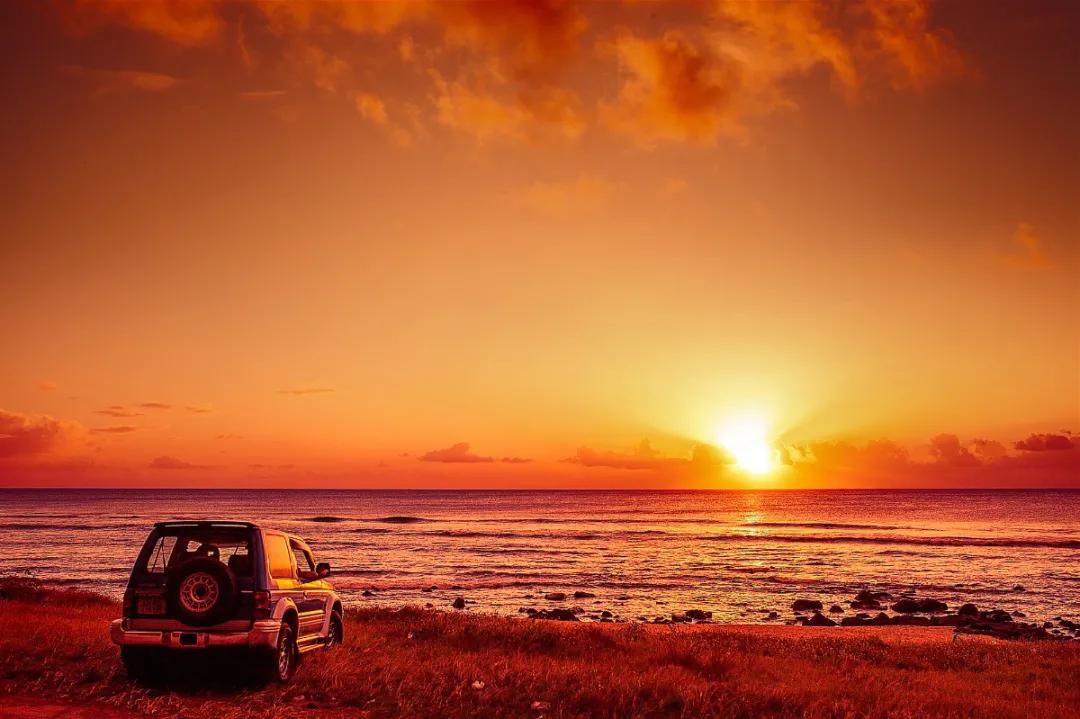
left=1000, top=222, right=1052, bottom=270
left=278, top=387, right=335, bottom=396
left=149, top=455, right=214, bottom=470
left=90, top=425, right=138, bottom=434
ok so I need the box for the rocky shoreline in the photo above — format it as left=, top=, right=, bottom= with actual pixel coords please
left=357, top=584, right=1080, bottom=641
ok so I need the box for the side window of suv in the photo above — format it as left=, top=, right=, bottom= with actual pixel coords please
left=266, top=535, right=295, bottom=579
left=291, top=541, right=314, bottom=575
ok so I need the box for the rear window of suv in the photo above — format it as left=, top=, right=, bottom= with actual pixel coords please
left=137, top=527, right=255, bottom=578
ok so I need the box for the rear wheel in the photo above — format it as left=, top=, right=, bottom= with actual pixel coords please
left=257, top=624, right=297, bottom=684
left=120, top=646, right=162, bottom=683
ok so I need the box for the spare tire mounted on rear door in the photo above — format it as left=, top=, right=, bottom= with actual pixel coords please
left=166, top=557, right=238, bottom=626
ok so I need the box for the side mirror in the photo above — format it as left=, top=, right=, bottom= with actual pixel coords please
left=316, top=562, right=331, bottom=578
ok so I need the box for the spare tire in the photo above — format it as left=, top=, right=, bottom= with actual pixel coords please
left=166, top=557, right=238, bottom=626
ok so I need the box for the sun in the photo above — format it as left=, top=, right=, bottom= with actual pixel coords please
left=717, top=416, right=776, bottom=475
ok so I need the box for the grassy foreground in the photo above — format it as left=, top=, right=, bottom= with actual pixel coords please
left=1, top=582, right=1078, bottom=719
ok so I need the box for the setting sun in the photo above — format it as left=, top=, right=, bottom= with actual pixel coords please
left=718, top=417, right=776, bottom=475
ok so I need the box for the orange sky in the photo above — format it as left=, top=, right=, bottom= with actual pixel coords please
left=1, top=1, right=1077, bottom=489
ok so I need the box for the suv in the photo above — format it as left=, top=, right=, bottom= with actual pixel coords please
left=110, top=520, right=343, bottom=683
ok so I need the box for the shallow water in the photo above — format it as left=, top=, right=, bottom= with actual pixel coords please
left=1, top=489, right=1077, bottom=623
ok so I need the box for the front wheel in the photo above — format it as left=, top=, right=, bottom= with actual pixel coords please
left=326, top=612, right=343, bottom=648
left=257, top=624, right=298, bottom=684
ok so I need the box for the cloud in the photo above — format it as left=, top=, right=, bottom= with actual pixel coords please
left=94, top=406, right=143, bottom=418
left=59, top=0, right=224, bottom=46
left=149, top=455, right=214, bottom=470
left=1015, top=433, right=1074, bottom=452
left=355, top=91, right=414, bottom=146
left=566, top=439, right=695, bottom=471
left=62, top=65, right=183, bottom=94
left=248, top=463, right=297, bottom=470
left=91, top=425, right=139, bottom=434
left=500, top=456, right=533, bottom=464
left=420, top=442, right=494, bottom=463
left=37, top=381, right=58, bottom=392
left=278, top=387, right=335, bottom=396
left=1000, top=223, right=1052, bottom=270
left=0, top=410, right=78, bottom=458
left=184, top=406, right=212, bottom=414
left=928, top=433, right=979, bottom=466
left=782, top=438, right=910, bottom=469
left=509, top=174, right=613, bottom=217
left=139, top=402, right=173, bottom=410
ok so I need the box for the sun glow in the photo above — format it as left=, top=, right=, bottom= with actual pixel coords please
left=717, top=417, right=776, bottom=475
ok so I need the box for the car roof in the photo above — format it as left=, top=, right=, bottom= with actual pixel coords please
left=153, top=520, right=259, bottom=530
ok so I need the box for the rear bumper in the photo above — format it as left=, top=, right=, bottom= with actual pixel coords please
left=110, top=618, right=280, bottom=650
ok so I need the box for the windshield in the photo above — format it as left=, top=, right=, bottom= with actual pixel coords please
left=136, top=527, right=255, bottom=578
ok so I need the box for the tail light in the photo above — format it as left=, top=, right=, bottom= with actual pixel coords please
left=253, top=590, right=271, bottom=618
left=122, top=589, right=134, bottom=618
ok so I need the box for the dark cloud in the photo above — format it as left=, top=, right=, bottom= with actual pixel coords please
left=1014, top=433, right=1074, bottom=452
left=420, top=442, right=494, bottom=463
left=90, top=425, right=138, bottom=434
left=138, top=402, right=173, bottom=410
left=149, top=455, right=213, bottom=470
left=500, top=456, right=533, bottom=464
left=929, top=434, right=979, bottom=466
left=94, top=406, right=143, bottom=418
left=184, top=405, right=212, bottom=413
left=0, top=409, right=73, bottom=458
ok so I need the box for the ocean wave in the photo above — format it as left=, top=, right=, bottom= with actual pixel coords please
left=351, top=527, right=392, bottom=534
left=372, top=516, right=430, bottom=524
left=743, top=521, right=913, bottom=531
left=306, top=516, right=349, bottom=523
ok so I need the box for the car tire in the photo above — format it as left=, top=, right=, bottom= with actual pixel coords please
left=258, top=623, right=298, bottom=684
left=165, top=557, right=238, bottom=626
left=326, top=612, right=343, bottom=648
left=120, top=646, right=162, bottom=683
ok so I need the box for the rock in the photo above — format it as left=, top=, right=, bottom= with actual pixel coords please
left=685, top=609, right=712, bottom=621
left=767, top=611, right=779, bottom=619
left=792, top=599, right=823, bottom=612
left=531, top=608, right=579, bottom=622
left=850, top=599, right=881, bottom=610
left=958, top=603, right=979, bottom=616
left=829, top=605, right=844, bottom=614
left=361, top=589, right=374, bottom=597
left=451, top=597, right=466, bottom=610
left=544, top=592, right=566, bottom=601
left=1043, top=622, right=1054, bottom=629
left=980, top=609, right=1012, bottom=623
left=600, top=610, right=613, bottom=618
left=570, top=606, right=585, bottom=615
left=1013, top=611, right=1026, bottom=618
left=425, top=602, right=433, bottom=608
left=573, top=591, right=596, bottom=599
left=671, top=612, right=688, bottom=623
left=855, top=589, right=892, bottom=602
left=931, top=615, right=964, bottom=626
left=803, top=612, right=837, bottom=627
left=451, top=585, right=462, bottom=590
left=1013, top=585, right=1025, bottom=592
left=891, top=598, right=947, bottom=613
left=869, top=612, right=892, bottom=626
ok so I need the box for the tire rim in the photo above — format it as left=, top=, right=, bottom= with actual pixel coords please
left=178, top=572, right=219, bottom=613
left=278, top=630, right=292, bottom=678
left=328, top=619, right=340, bottom=646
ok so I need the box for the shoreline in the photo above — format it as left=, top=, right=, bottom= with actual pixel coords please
left=3, top=583, right=1080, bottom=718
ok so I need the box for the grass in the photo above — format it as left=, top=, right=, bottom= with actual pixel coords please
left=1, top=579, right=1078, bottom=718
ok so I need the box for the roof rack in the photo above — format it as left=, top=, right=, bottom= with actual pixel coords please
left=153, top=520, right=258, bottom=529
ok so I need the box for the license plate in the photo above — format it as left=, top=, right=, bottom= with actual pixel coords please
left=137, top=596, right=165, bottom=615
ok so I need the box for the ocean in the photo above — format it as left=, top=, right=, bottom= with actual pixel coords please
left=1, top=489, right=1077, bottom=623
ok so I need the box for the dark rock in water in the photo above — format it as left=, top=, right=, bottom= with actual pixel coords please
left=451, top=585, right=462, bottom=590
left=869, top=613, right=892, bottom=626
left=1013, top=611, right=1026, bottom=618
left=375, top=515, right=428, bottom=524
left=525, top=607, right=538, bottom=615
left=803, top=612, right=837, bottom=627
left=544, top=592, right=566, bottom=601
left=685, top=609, right=712, bottom=621
left=1013, top=585, right=1025, bottom=592
left=531, top=608, right=579, bottom=622
left=425, top=602, right=433, bottom=608
left=671, top=612, right=688, bottom=623
left=570, top=606, right=585, bottom=615
left=307, top=516, right=347, bottom=523
left=767, top=611, right=779, bottom=619
left=958, top=603, right=978, bottom=616
left=601, top=610, right=613, bottom=618
left=891, top=598, right=947, bottom=613
left=421, top=586, right=435, bottom=593
left=573, top=591, right=596, bottom=599
left=980, top=609, right=1012, bottom=623
left=792, top=599, right=823, bottom=612
left=1043, top=622, right=1054, bottom=629
left=840, top=616, right=864, bottom=627
left=931, top=615, right=964, bottom=626
left=850, top=598, right=882, bottom=610
left=829, top=605, right=844, bottom=614
left=451, top=597, right=466, bottom=610
left=361, top=589, right=374, bottom=597
left=855, top=589, right=892, bottom=602
left=958, top=621, right=1055, bottom=641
